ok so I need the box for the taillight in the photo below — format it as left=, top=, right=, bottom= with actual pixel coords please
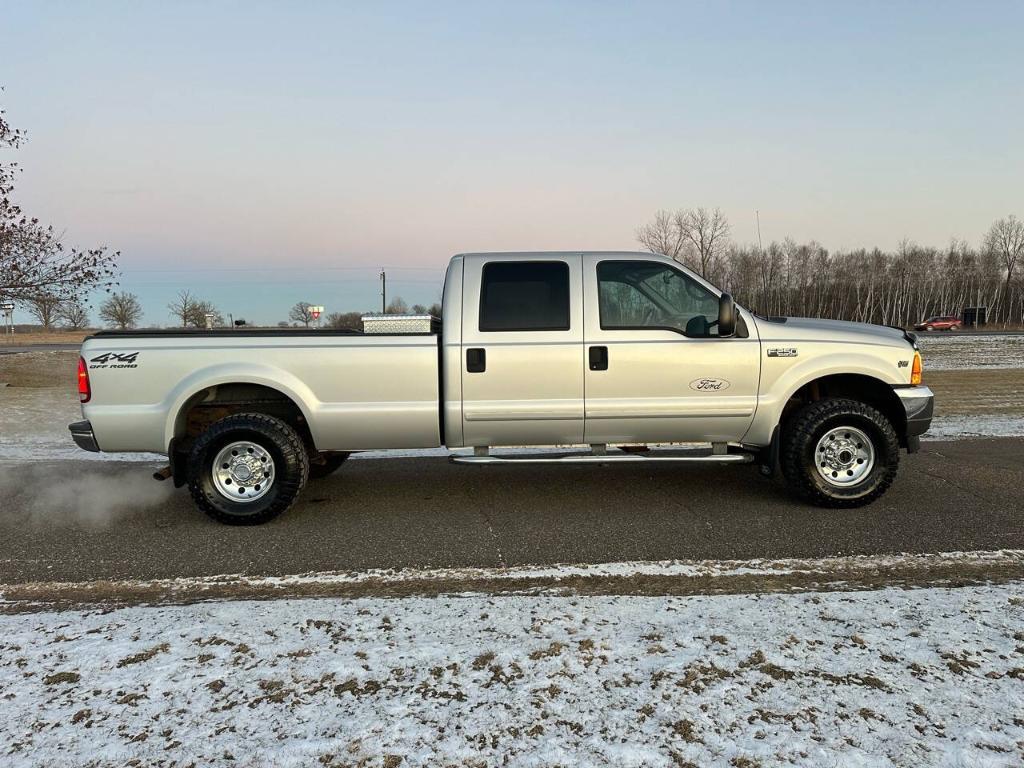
left=910, top=351, right=923, bottom=386
left=77, top=356, right=91, bottom=403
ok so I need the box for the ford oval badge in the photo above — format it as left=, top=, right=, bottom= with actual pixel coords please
left=689, top=378, right=730, bottom=392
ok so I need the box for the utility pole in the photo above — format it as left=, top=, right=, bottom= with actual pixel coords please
left=380, top=269, right=386, bottom=313
left=756, top=210, right=764, bottom=255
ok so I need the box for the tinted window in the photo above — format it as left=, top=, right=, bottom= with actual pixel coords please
left=479, top=261, right=570, bottom=332
left=597, top=261, right=721, bottom=337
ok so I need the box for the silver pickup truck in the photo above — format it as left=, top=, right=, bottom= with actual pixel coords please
left=70, top=251, right=933, bottom=524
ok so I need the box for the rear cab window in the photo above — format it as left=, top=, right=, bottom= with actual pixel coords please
left=479, top=261, right=571, bottom=332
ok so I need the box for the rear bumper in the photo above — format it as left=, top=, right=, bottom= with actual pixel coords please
left=68, top=420, right=100, bottom=452
left=894, top=385, right=933, bottom=452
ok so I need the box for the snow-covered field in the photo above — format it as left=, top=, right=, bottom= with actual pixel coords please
left=916, top=332, right=1024, bottom=370
left=2, top=581, right=1022, bottom=768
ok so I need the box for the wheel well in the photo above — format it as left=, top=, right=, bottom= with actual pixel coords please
left=174, top=383, right=314, bottom=451
left=781, top=374, right=906, bottom=443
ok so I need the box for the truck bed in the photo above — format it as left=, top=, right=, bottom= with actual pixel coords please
left=80, top=330, right=442, bottom=454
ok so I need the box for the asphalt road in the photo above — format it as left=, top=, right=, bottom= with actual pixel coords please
left=1, top=437, right=1022, bottom=584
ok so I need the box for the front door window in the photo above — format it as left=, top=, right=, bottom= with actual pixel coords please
left=597, top=261, right=721, bottom=337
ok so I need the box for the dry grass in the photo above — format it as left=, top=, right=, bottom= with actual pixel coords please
left=0, top=349, right=79, bottom=387
left=927, top=369, right=1024, bottom=418
left=3, top=330, right=93, bottom=345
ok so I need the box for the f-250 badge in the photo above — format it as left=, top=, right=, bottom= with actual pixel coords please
left=767, top=348, right=798, bottom=357
left=89, top=352, right=139, bottom=369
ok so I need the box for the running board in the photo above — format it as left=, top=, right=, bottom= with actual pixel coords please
left=451, top=451, right=754, bottom=466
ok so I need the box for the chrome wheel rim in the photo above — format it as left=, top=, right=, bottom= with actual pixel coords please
left=212, top=440, right=275, bottom=503
left=814, top=426, right=874, bottom=487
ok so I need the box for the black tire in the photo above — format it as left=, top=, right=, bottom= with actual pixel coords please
left=188, top=413, right=309, bottom=525
left=308, top=452, right=350, bottom=480
left=780, top=398, right=899, bottom=508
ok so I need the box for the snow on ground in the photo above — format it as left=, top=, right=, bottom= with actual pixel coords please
left=1, top=583, right=1022, bottom=768
left=0, top=387, right=162, bottom=463
left=5, top=549, right=1019, bottom=607
left=916, top=332, right=1024, bottom=370
left=924, top=415, right=1024, bottom=440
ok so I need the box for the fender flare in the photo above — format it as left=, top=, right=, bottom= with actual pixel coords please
left=744, top=352, right=902, bottom=444
left=162, top=362, right=320, bottom=452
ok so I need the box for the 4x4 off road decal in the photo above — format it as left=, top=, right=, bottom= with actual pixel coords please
left=89, top=352, right=139, bottom=369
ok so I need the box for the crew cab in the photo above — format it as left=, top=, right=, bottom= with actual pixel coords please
left=70, top=252, right=933, bottom=524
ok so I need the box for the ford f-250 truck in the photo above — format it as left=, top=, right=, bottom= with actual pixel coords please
left=70, top=252, right=933, bottom=524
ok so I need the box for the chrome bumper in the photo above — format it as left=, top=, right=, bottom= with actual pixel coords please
left=894, top=385, right=934, bottom=452
left=68, top=420, right=100, bottom=452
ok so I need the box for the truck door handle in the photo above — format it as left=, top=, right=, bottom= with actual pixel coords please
left=589, top=346, right=608, bottom=371
left=466, top=348, right=486, bottom=373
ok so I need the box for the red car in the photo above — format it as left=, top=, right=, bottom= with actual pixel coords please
left=914, top=315, right=962, bottom=331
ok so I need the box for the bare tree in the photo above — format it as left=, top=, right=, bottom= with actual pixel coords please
left=25, top=293, right=62, bottom=329
left=326, top=311, right=363, bottom=330
left=411, top=303, right=427, bottom=314
left=636, top=210, right=686, bottom=261
left=0, top=97, right=118, bottom=305
left=189, top=300, right=223, bottom=328
left=428, top=302, right=442, bottom=317
left=636, top=207, right=731, bottom=277
left=289, top=301, right=313, bottom=327
left=168, top=291, right=198, bottom=327
left=984, top=215, right=1024, bottom=308
left=386, top=296, right=408, bottom=314
left=100, top=291, right=143, bottom=329
left=678, top=207, right=731, bottom=278
left=58, top=300, right=90, bottom=330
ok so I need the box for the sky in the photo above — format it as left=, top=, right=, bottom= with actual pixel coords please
left=2, top=0, right=1023, bottom=326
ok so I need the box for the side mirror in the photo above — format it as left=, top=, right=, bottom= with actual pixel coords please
left=718, top=293, right=736, bottom=337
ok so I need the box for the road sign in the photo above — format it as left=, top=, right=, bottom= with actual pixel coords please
left=1, top=302, right=14, bottom=336
left=310, top=305, right=324, bottom=320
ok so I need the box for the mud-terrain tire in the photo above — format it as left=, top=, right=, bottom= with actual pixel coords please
left=308, top=452, right=350, bottom=480
left=781, top=398, right=899, bottom=508
left=188, top=413, right=309, bottom=525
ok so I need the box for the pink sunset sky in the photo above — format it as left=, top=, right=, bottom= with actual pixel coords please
left=2, top=1, right=1021, bottom=325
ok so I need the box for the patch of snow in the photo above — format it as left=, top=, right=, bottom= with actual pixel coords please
left=7, top=550, right=1021, bottom=607
left=916, top=332, right=1024, bottom=370
left=1, top=584, right=1022, bottom=767
left=0, top=387, right=162, bottom=463
left=924, top=415, right=1024, bottom=440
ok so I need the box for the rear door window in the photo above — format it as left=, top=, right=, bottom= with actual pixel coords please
left=479, top=261, right=570, bottom=332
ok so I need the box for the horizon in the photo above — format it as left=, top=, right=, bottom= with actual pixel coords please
left=3, top=1, right=1022, bottom=325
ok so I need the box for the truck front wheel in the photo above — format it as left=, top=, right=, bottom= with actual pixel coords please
left=780, top=398, right=899, bottom=508
left=187, top=413, right=309, bottom=525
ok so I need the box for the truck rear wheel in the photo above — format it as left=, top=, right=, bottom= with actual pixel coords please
left=187, top=413, right=309, bottom=525
left=780, top=398, right=899, bottom=508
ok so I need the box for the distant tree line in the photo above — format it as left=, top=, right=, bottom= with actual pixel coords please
left=638, top=208, right=1024, bottom=326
